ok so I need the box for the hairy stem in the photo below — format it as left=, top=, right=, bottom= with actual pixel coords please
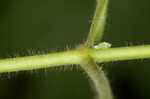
left=0, top=45, right=150, bottom=72
left=81, top=58, right=113, bottom=99
left=0, top=50, right=82, bottom=72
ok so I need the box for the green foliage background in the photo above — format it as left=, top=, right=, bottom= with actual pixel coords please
left=0, top=0, right=150, bottom=99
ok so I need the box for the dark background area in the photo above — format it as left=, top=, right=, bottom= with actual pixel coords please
left=0, top=0, right=150, bottom=99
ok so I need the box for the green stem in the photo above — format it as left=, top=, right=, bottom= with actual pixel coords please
left=87, top=0, right=108, bottom=46
left=0, top=45, right=150, bottom=72
left=0, top=50, right=82, bottom=72
left=81, top=58, right=113, bottom=99
left=91, top=45, right=150, bottom=62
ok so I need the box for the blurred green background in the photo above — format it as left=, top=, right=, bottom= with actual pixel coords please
left=0, top=0, right=150, bottom=99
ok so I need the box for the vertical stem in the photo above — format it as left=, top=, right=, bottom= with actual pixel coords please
left=87, top=0, right=108, bottom=46
left=81, top=58, right=113, bottom=99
